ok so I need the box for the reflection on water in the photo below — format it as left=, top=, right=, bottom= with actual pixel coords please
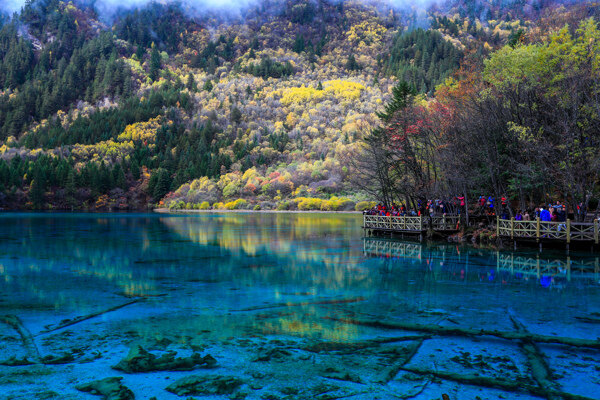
left=0, top=213, right=599, bottom=399
left=363, top=238, right=600, bottom=289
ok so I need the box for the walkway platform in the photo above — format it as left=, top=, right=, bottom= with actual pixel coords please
left=363, top=215, right=460, bottom=237
left=496, top=218, right=599, bottom=246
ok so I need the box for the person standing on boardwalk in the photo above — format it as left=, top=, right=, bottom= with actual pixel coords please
left=457, top=195, right=465, bottom=214
left=540, top=207, right=551, bottom=221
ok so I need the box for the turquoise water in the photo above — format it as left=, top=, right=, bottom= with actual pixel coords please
left=0, top=213, right=599, bottom=400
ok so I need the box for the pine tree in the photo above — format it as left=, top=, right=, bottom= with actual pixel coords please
left=186, top=73, right=197, bottom=92
left=29, top=178, right=45, bottom=209
left=65, top=170, right=76, bottom=209
left=152, top=168, right=171, bottom=202
left=346, top=54, right=360, bottom=71
left=293, top=34, right=305, bottom=53
left=149, top=44, right=161, bottom=81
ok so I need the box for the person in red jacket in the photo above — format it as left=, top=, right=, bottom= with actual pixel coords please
left=457, top=195, right=465, bottom=214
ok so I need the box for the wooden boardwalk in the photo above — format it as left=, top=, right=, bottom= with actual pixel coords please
left=496, top=218, right=599, bottom=245
left=363, top=215, right=460, bottom=237
left=363, top=214, right=599, bottom=249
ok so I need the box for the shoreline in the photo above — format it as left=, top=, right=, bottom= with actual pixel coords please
left=153, top=208, right=362, bottom=214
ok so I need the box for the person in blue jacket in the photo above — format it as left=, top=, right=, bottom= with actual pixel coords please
left=540, top=207, right=552, bottom=221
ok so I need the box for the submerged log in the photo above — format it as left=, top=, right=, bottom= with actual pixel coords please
left=37, top=298, right=145, bottom=336
left=402, top=366, right=596, bottom=400
left=509, top=313, right=561, bottom=400
left=376, top=339, right=424, bottom=384
left=0, top=315, right=41, bottom=362
left=303, top=335, right=429, bottom=354
left=325, top=317, right=600, bottom=350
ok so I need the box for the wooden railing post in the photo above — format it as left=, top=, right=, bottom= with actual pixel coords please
left=496, top=217, right=499, bottom=237
left=510, top=217, right=514, bottom=239
left=595, top=219, right=599, bottom=245
left=566, top=219, right=571, bottom=244
left=389, top=215, right=392, bottom=230
left=536, top=218, right=540, bottom=242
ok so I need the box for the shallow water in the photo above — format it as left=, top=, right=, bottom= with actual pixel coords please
left=0, top=212, right=599, bottom=400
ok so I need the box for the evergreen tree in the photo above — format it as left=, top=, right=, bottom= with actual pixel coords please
left=346, top=54, right=360, bottom=71
left=29, top=178, right=45, bottom=209
left=186, top=73, right=197, bottom=91
left=149, top=44, right=161, bottom=81
left=293, top=34, right=306, bottom=53
left=151, top=168, right=171, bottom=201
left=65, top=170, right=76, bottom=208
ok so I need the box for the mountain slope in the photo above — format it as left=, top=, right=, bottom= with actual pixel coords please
left=0, top=0, right=591, bottom=210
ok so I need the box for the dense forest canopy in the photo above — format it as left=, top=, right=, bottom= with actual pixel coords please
left=0, top=0, right=597, bottom=212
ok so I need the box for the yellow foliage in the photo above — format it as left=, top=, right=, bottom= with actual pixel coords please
left=323, top=80, right=365, bottom=100
left=346, top=20, right=386, bottom=46
left=117, top=117, right=162, bottom=143
left=355, top=201, right=377, bottom=211
left=280, top=85, right=326, bottom=105
left=224, top=198, right=248, bottom=210
left=279, top=80, right=365, bottom=106
left=296, top=197, right=323, bottom=210
left=286, top=112, right=298, bottom=128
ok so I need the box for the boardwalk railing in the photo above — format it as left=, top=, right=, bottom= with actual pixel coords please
left=497, top=217, right=599, bottom=244
left=363, top=215, right=461, bottom=233
left=364, top=215, right=424, bottom=232
left=431, top=215, right=460, bottom=231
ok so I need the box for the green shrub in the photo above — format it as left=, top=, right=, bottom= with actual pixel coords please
left=253, top=204, right=261, bottom=211
left=213, top=202, right=225, bottom=210
left=276, top=201, right=289, bottom=210
left=199, top=201, right=210, bottom=210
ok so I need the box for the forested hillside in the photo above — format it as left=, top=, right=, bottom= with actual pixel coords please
left=0, top=0, right=595, bottom=211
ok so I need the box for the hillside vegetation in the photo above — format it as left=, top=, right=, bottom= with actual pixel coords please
left=0, top=0, right=595, bottom=211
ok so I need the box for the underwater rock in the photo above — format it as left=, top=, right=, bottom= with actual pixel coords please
left=41, top=352, right=75, bottom=365
left=251, top=347, right=291, bottom=362
left=32, top=391, right=60, bottom=399
left=75, top=377, right=134, bottom=400
left=165, top=375, right=244, bottom=396
left=321, top=367, right=363, bottom=384
left=0, top=356, right=35, bottom=366
left=112, top=345, right=216, bottom=373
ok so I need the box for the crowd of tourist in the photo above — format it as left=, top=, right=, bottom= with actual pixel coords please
left=365, top=196, right=597, bottom=223
left=363, top=196, right=467, bottom=217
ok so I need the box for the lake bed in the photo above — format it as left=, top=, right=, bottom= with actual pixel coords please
left=0, top=213, right=599, bottom=400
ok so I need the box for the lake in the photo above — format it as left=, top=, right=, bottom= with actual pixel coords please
left=0, top=212, right=599, bottom=400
